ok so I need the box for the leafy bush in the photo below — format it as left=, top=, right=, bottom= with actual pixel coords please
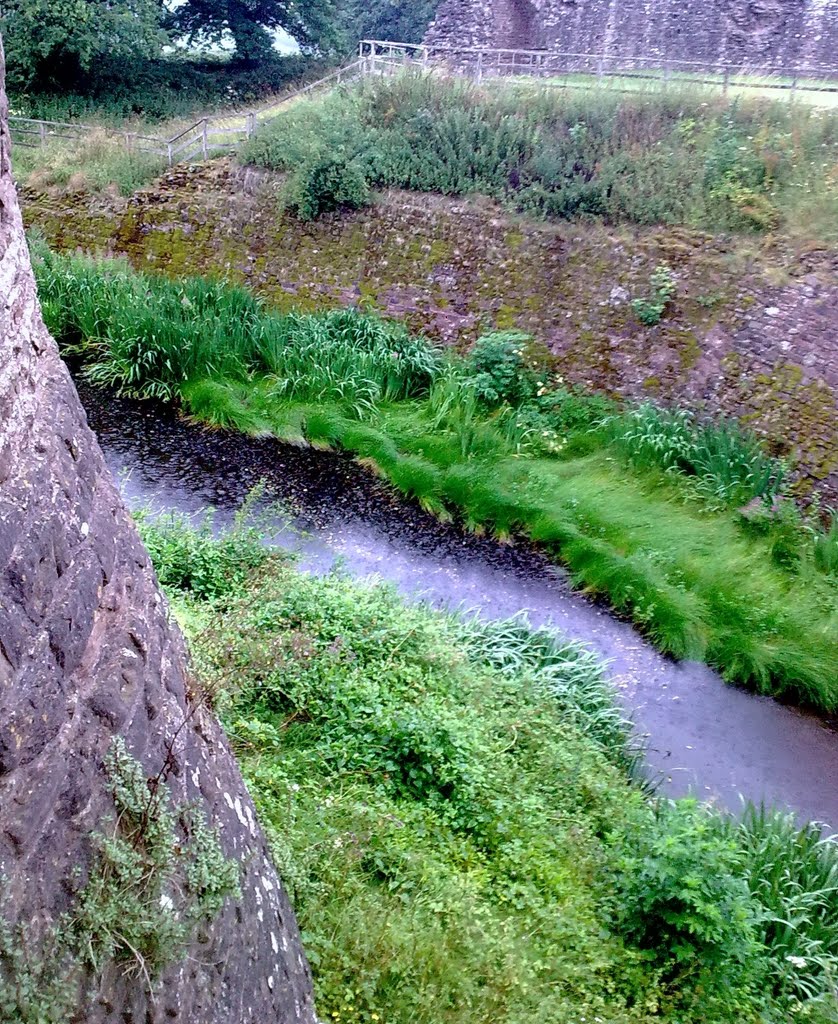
left=464, top=331, right=539, bottom=407
left=135, top=498, right=271, bottom=601
left=283, top=154, right=371, bottom=221
left=615, top=800, right=762, bottom=997
left=9, top=53, right=318, bottom=123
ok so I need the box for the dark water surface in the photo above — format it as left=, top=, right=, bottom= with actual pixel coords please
left=78, top=382, right=838, bottom=829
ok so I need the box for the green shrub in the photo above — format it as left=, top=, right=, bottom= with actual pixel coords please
left=10, top=53, right=318, bottom=123
left=464, top=330, right=539, bottom=407
left=135, top=496, right=271, bottom=600
left=283, top=154, right=371, bottom=221
left=615, top=800, right=762, bottom=996
left=243, top=73, right=838, bottom=237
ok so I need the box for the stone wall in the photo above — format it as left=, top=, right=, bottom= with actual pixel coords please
left=424, top=0, right=838, bottom=72
left=0, top=47, right=317, bottom=1023
left=19, top=160, right=838, bottom=499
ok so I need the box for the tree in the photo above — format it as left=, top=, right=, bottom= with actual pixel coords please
left=0, top=0, right=168, bottom=90
left=172, top=0, right=338, bottom=65
left=338, top=0, right=443, bottom=50
left=0, top=35, right=317, bottom=1021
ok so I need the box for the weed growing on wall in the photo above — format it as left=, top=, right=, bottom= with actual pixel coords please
left=72, top=737, right=240, bottom=980
left=631, top=263, right=677, bottom=326
left=0, top=737, right=239, bottom=1017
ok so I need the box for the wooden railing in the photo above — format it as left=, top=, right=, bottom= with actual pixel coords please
left=358, top=39, right=838, bottom=94
left=12, top=42, right=838, bottom=171
left=9, top=59, right=366, bottom=167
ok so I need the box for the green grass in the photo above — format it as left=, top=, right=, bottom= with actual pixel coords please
left=241, top=71, right=838, bottom=239
left=35, top=248, right=838, bottom=710
left=11, top=130, right=167, bottom=196
left=138, top=509, right=838, bottom=1024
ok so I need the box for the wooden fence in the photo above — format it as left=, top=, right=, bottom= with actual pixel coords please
left=359, top=39, right=838, bottom=94
left=11, top=41, right=838, bottom=170
left=9, top=59, right=366, bottom=167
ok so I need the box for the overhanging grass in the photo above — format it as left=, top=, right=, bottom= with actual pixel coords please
left=35, top=248, right=838, bottom=710
left=174, top=378, right=838, bottom=709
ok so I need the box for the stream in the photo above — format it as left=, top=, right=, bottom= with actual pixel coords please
left=78, top=381, right=838, bottom=830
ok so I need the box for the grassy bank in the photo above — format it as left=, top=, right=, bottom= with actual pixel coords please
left=11, top=131, right=168, bottom=196
left=241, top=72, right=838, bottom=240
left=35, top=247, right=838, bottom=710
left=138, top=509, right=838, bottom=1024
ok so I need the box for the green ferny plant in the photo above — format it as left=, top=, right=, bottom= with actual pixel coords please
left=632, top=263, right=677, bottom=326
left=71, top=737, right=240, bottom=982
left=1, top=735, right=241, bottom=1021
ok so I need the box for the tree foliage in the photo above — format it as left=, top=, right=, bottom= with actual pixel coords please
left=0, top=0, right=167, bottom=89
left=170, top=0, right=339, bottom=65
left=337, top=0, right=443, bottom=50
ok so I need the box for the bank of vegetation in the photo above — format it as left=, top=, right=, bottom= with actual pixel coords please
left=242, top=73, right=838, bottom=239
left=34, top=245, right=838, bottom=711
left=135, top=508, right=838, bottom=1024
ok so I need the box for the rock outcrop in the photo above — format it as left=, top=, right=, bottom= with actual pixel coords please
left=0, top=38, right=317, bottom=1023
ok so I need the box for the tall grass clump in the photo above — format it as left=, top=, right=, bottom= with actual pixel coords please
left=813, top=511, right=838, bottom=577
left=242, top=72, right=838, bottom=237
left=728, top=805, right=838, bottom=1013
left=610, top=403, right=787, bottom=507
left=32, top=247, right=440, bottom=406
left=12, top=131, right=166, bottom=196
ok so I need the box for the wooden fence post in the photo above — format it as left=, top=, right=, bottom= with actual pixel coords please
left=201, top=119, right=209, bottom=160
left=39, top=121, right=47, bottom=146
left=246, top=112, right=256, bottom=139
left=167, top=141, right=173, bottom=168
left=477, top=50, right=483, bottom=83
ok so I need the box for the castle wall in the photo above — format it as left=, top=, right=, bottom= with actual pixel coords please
left=425, top=0, right=838, bottom=72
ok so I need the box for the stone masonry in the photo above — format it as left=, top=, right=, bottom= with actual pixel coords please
left=0, top=41, right=318, bottom=1023
left=424, top=0, right=838, bottom=72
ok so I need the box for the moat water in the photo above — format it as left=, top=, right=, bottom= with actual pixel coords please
left=78, top=381, right=838, bottom=830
